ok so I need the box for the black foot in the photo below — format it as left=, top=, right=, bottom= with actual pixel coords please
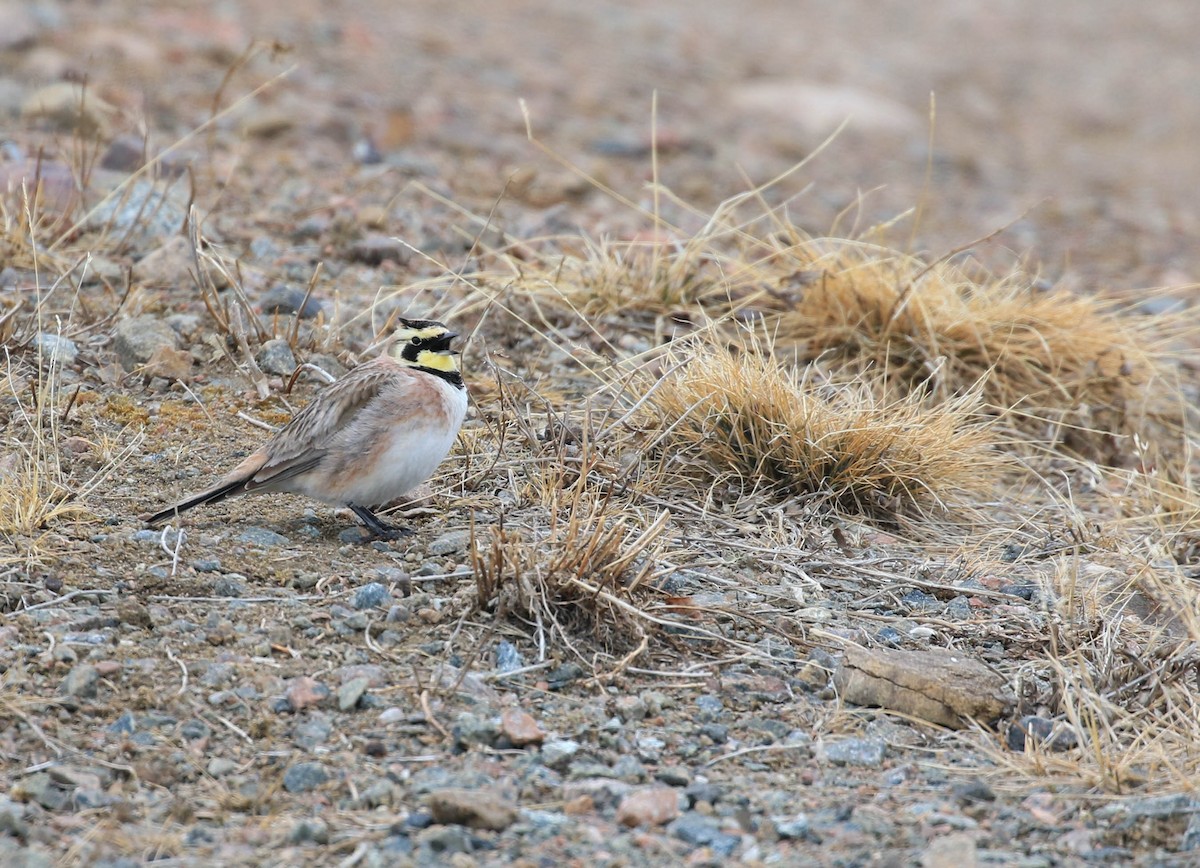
left=348, top=504, right=413, bottom=541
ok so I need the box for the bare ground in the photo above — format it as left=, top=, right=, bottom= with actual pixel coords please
left=2, top=1, right=1200, bottom=866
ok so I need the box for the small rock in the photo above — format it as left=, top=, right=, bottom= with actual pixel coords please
left=143, top=345, right=193, bottom=381
left=240, top=106, right=294, bottom=139
left=821, top=737, right=887, bottom=769
left=500, top=709, right=544, bottom=746
left=337, top=677, right=370, bottom=711
left=428, top=529, right=471, bottom=556
left=922, top=831, right=978, bottom=868
left=348, top=234, right=410, bottom=266
left=427, top=788, right=518, bottom=831
left=261, top=283, right=326, bottom=319
left=192, top=557, right=221, bottom=572
left=114, top=315, right=179, bottom=370
left=212, top=576, right=244, bottom=598
left=669, top=812, right=739, bottom=855
left=101, top=135, right=148, bottom=172
left=616, top=786, right=680, bottom=827
left=953, top=779, right=996, bottom=805
left=21, top=82, right=115, bottom=137
left=287, top=817, right=329, bottom=844
left=86, top=179, right=187, bottom=246
left=255, top=339, right=297, bottom=376
left=282, top=762, right=329, bottom=794
left=284, top=677, right=330, bottom=711
left=33, top=333, right=77, bottom=366
left=1007, top=716, right=1077, bottom=752
left=353, top=582, right=390, bottom=610
left=61, top=663, right=100, bottom=698
left=206, top=757, right=237, bottom=777
left=494, top=640, right=524, bottom=673
left=772, top=813, right=813, bottom=841
left=135, top=236, right=192, bottom=287
left=453, top=711, right=499, bottom=748
left=236, top=527, right=291, bottom=547
left=540, top=739, right=580, bottom=770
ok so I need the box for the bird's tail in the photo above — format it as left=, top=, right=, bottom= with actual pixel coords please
left=143, top=479, right=248, bottom=527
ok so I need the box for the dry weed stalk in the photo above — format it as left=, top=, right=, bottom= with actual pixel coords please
left=991, top=559, right=1200, bottom=794
left=472, top=450, right=670, bottom=656
left=632, top=333, right=1000, bottom=521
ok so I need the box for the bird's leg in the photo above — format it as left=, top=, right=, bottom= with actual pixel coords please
left=348, top=503, right=413, bottom=541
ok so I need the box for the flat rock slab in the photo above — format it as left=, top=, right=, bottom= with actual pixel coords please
left=834, top=644, right=1013, bottom=728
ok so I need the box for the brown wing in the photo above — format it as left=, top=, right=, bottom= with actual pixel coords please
left=243, top=358, right=398, bottom=488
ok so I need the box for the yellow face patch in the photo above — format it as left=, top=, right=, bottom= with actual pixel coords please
left=414, top=349, right=459, bottom=372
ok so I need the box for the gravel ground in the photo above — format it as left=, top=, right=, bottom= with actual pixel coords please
left=2, top=1, right=1199, bottom=866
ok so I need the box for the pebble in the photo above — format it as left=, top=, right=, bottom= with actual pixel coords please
left=206, top=757, right=237, bottom=777
left=348, top=234, right=410, bottom=266
left=821, top=737, right=887, bottom=768
left=284, top=676, right=330, bottom=711
left=33, top=333, right=77, bottom=366
left=236, top=527, right=291, bottom=547
left=287, top=818, right=329, bottom=845
left=212, top=576, right=244, bottom=598
left=500, top=709, right=544, bottom=746
left=192, top=557, right=221, bottom=572
left=616, top=786, right=680, bottom=827
left=135, top=237, right=193, bottom=287
left=494, top=640, right=524, bottom=673
left=378, top=707, right=406, bottom=725
left=772, top=813, right=813, bottom=840
left=261, top=283, right=326, bottom=319
left=453, top=711, right=499, bottom=748
left=428, top=529, right=471, bottom=556
left=337, top=677, right=370, bottom=711
left=114, top=316, right=179, bottom=370
left=282, top=762, right=329, bottom=794
left=353, top=582, right=390, bottom=610
left=86, top=178, right=187, bottom=247
left=540, top=739, right=580, bottom=770
left=61, top=663, right=99, bottom=698
left=21, top=82, right=115, bottom=136
left=668, top=812, right=740, bottom=855
left=255, top=339, right=297, bottom=376
left=1006, top=716, right=1077, bottom=752
left=427, top=788, right=518, bottom=831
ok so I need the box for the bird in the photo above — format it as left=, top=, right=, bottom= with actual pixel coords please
left=145, top=317, right=468, bottom=539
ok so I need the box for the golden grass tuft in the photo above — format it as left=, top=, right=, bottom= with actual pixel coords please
left=631, top=332, right=1001, bottom=521
left=739, top=237, right=1181, bottom=459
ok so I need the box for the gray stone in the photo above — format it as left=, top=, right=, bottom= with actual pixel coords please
left=772, top=813, right=812, bottom=840
left=113, top=316, right=178, bottom=370
left=337, top=677, right=370, bottom=711
left=428, top=529, right=471, bottom=556
left=669, top=812, right=739, bottom=854
left=192, top=558, right=221, bottom=572
left=287, top=818, right=329, bottom=844
left=540, top=739, right=581, bottom=771
left=453, top=711, right=499, bottom=748
left=33, top=333, right=77, bottom=366
left=494, top=640, right=524, bottom=673
left=86, top=178, right=187, bottom=247
left=61, top=663, right=99, bottom=698
left=255, top=339, right=297, bottom=376
left=282, top=761, right=329, bottom=793
left=353, top=582, right=390, bottom=610
left=822, top=737, right=887, bottom=768
left=212, top=577, right=244, bottom=598
left=261, top=283, right=326, bottom=319
left=236, top=527, right=291, bottom=547
left=206, top=757, right=237, bottom=777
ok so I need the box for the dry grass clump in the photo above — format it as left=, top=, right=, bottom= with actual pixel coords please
left=751, top=238, right=1180, bottom=460
left=990, top=560, right=1200, bottom=794
left=472, top=452, right=671, bottom=656
left=632, top=334, right=1000, bottom=521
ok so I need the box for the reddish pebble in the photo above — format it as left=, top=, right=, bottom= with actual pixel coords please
left=615, top=787, right=680, bottom=828
left=94, top=660, right=122, bottom=677
left=285, top=676, right=330, bottom=710
left=500, top=709, right=544, bottom=746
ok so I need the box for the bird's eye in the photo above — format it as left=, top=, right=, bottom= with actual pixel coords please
left=411, top=337, right=423, bottom=347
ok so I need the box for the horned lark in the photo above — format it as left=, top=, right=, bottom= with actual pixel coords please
left=145, top=318, right=467, bottom=539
